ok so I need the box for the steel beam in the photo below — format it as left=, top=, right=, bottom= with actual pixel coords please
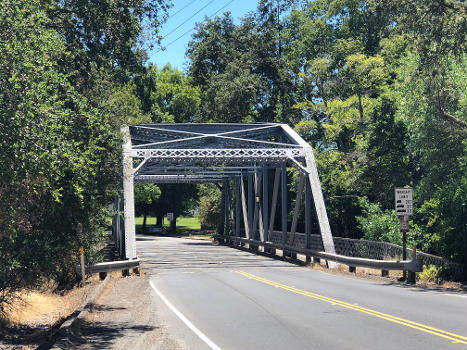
left=281, top=163, right=288, bottom=245
left=268, top=168, right=281, bottom=241
left=248, top=174, right=254, bottom=239
left=262, top=165, right=269, bottom=243
left=122, top=126, right=136, bottom=260
left=235, top=177, right=241, bottom=237
left=240, top=176, right=250, bottom=238
left=303, top=148, right=336, bottom=257
left=252, top=171, right=263, bottom=241
left=305, top=177, right=312, bottom=250
left=290, top=173, right=305, bottom=244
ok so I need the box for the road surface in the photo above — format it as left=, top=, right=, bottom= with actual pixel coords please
left=72, top=234, right=467, bottom=349
left=141, top=235, right=466, bottom=349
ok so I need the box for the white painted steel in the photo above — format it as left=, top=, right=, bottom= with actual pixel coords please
left=122, top=126, right=137, bottom=259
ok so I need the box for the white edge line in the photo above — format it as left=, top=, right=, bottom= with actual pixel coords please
left=149, top=280, right=222, bottom=350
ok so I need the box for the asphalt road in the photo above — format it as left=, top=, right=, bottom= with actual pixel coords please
left=137, top=234, right=467, bottom=350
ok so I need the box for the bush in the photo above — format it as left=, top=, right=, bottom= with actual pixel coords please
left=356, top=198, right=402, bottom=245
left=418, top=265, right=443, bottom=283
left=198, top=196, right=221, bottom=230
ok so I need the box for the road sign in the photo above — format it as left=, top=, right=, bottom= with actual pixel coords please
left=399, top=216, right=409, bottom=232
left=167, top=212, right=174, bottom=221
left=395, top=188, right=413, bottom=216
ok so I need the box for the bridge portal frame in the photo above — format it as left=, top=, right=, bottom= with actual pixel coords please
left=115, top=123, right=336, bottom=262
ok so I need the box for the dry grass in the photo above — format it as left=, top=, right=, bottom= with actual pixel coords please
left=2, top=279, right=99, bottom=327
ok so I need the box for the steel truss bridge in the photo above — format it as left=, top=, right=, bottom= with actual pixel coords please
left=111, top=123, right=337, bottom=262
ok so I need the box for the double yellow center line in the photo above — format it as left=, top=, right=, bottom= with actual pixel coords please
left=235, top=270, right=467, bottom=345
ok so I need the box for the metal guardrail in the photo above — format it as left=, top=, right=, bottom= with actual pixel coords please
left=267, top=231, right=462, bottom=274
left=76, top=259, right=140, bottom=276
left=215, top=235, right=423, bottom=272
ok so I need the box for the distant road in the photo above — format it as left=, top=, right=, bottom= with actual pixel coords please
left=140, top=235, right=466, bottom=350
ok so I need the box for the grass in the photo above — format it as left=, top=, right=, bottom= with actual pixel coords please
left=135, top=216, right=201, bottom=231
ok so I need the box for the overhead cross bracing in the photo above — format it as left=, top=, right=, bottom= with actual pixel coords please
left=117, top=123, right=337, bottom=264
left=129, top=123, right=306, bottom=183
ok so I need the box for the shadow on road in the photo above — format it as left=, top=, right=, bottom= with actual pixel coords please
left=181, top=241, right=214, bottom=246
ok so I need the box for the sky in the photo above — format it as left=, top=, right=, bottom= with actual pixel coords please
left=148, top=0, right=260, bottom=71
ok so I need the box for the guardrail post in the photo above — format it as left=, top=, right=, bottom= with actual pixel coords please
left=408, top=245, right=417, bottom=283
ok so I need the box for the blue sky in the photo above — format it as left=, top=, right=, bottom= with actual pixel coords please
left=148, top=0, right=260, bottom=71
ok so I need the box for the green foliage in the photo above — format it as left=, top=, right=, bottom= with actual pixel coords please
left=104, top=83, right=151, bottom=125
left=149, top=64, right=201, bottom=123
left=418, top=265, right=443, bottom=284
left=197, top=184, right=222, bottom=230
left=0, top=0, right=169, bottom=303
left=134, top=184, right=161, bottom=205
left=198, top=196, right=222, bottom=231
left=187, top=3, right=300, bottom=124
left=356, top=198, right=402, bottom=245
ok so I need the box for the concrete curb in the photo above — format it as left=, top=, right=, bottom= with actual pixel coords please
left=44, top=275, right=112, bottom=350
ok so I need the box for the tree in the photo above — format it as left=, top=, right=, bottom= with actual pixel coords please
left=149, top=64, right=201, bottom=123
left=150, top=184, right=198, bottom=233
left=46, top=0, right=171, bottom=83
left=134, top=184, right=161, bottom=231
left=0, top=0, right=170, bottom=310
left=187, top=2, right=300, bottom=124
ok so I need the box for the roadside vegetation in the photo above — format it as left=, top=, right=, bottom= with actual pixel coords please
left=1, top=0, right=466, bottom=322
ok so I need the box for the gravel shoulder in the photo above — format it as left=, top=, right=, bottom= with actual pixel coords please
left=58, top=275, right=183, bottom=350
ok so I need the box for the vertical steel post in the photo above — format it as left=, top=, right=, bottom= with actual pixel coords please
left=305, top=177, right=312, bottom=263
left=223, top=179, right=229, bottom=236
left=240, top=176, right=250, bottom=238
left=262, top=165, right=269, bottom=243
left=229, top=180, right=235, bottom=237
left=268, top=168, right=281, bottom=242
left=281, top=163, right=288, bottom=245
left=247, top=174, right=254, bottom=239
left=122, top=126, right=136, bottom=260
left=290, top=173, right=305, bottom=240
left=235, top=177, right=241, bottom=237
left=252, top=171, right=262, bottom=242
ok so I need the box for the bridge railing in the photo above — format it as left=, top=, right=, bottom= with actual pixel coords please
left=215, top=231, right=463, bottom=276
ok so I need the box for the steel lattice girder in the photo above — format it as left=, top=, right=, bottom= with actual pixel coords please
left=121, top=123, right=337, bottom=260
left=129, top=123, right=307, bottom=179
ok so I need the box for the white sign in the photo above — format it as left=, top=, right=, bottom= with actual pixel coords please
left=166, top=212, right=174, bottom=221
left=395, top=188, right=413, bottom=216
left=399, top=215, right=409, bottom=232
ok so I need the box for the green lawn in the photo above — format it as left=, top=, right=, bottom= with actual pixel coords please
left=135, top=216, right=201, bottom=230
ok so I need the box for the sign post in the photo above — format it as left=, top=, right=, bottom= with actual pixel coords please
left=395, top=188, right=413, bottom=282
left=80, top=246, right=85, bottom=283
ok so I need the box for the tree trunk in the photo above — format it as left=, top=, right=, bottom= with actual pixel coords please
left=357, top=91, right=364, bottom=123
left=156, top=215, right=163, bottom=227
left=169, top=216, right=176, bottom=234
left=142, top=213, right=147, bottom=231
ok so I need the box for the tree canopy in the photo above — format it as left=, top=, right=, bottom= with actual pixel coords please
left=1, top=0, right=466, bottom=300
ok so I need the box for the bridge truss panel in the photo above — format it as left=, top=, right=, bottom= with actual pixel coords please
left=115, top=123, right=336, bottom=262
